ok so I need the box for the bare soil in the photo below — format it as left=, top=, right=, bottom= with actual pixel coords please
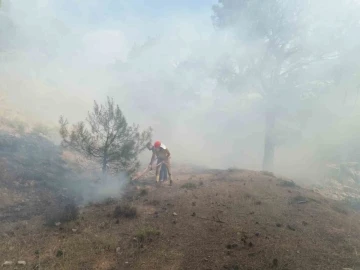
left=1, top=168, right=360, bottom=270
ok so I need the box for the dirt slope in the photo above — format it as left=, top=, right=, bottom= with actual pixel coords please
left=1, top=169, right=360, bottom=270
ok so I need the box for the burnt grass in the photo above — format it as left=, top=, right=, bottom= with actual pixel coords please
left=0, top=133, right=70, bottom=190
left=44, top=201, right=79, bottom=226
left=113, top=203, right=137, bottom=218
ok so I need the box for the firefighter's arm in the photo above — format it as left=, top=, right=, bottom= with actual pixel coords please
left=166, top=149, right=171, bottom=158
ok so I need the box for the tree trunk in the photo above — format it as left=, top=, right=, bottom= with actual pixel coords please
left=262, top=110, right=276, bottom=172
left=102, top=156, right=107, bottom=174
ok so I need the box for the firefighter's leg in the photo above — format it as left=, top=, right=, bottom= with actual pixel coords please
left=164, top=159, right=172, bottom=185
left=163, top=163, right=168, bottom=181
left=155, top=163, right=160, bottom=183
left=160, top=163, right=167, bottom=181
left=155, top=159, right=163, bottom=183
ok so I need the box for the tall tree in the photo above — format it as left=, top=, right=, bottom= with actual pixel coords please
left=59, top=97, right=152, bottom=175
left=212, top=0, right=360, bottom=171
left=0, top=0, right=14, bottom=51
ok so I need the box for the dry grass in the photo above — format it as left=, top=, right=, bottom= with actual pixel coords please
left=1, top=169, right=360, bottom=269
left=0, top=96, right=56, bottom=137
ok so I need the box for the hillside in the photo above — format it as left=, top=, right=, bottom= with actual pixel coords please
left=1, top=163, right=360, bottom=269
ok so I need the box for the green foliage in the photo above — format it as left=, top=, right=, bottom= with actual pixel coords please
left=135, top=226, right=160, bottom=243
left=181, top=182, right=197, bottom=190
left=59, top=97, right=152, bottom=174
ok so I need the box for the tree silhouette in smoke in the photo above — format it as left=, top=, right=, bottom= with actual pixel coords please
left=59, top=97, right=152, bottom=175
left=212, top=0, right=360, bottom=171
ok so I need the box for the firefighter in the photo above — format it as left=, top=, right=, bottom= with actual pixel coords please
left=148, top=141, right=172, bottom=185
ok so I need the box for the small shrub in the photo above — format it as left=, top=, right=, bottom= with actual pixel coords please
left=32, top=123, right=51, bottom=136
left=278, top=179, right=297, bottom=188
left=44, top=202, right=79, bottom=226
left=103, top=197, right=117, bottom=205
left=63, top=203, right=79, bottom=221
left=56, top=250, right=64, bottom=257
left=139, top=188, right=148, bottom=196
left=227, top=167, right=245, bottom=173
left=113, top=203, right=137, bottom=218
left=289, top=195, right=309, bottom=204
left=198, top=180, right=204, bottom=186
left=261, top=171, right=275, bottom=177
left=148, top=200, right=160, bottom=206
left=344, top=197, right=360, bottom=211
left=14, top=121, right=27, bottom=135
left=181, top=182, right=197, bottom=190
left=331, top=203, right=348, bottom=215
left=135, top=226, right=160, bottom=243
left=3, top=118, right=27, bottom=134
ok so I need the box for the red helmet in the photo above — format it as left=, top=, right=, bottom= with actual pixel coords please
left=154, top=141, right=161, bottom=148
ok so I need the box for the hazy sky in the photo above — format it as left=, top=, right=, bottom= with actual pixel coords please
left=1, top=0, right=218, bottom=102
left=1, top=0, right=360, bottom=179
